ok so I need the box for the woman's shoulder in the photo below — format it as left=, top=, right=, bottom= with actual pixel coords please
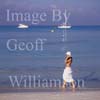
left=65, top=67, right=72, bottom=71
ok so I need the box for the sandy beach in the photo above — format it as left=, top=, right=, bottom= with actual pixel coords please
left=0, top=88, right=100, bottom=100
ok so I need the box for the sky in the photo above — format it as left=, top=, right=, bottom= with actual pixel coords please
left=0, top=0, right=100, bottom=26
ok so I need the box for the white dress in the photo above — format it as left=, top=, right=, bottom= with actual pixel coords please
left=63, top=67, right=74, bottom=83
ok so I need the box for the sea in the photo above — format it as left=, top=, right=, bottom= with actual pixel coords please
left=0, top=25, right=100, bottom=89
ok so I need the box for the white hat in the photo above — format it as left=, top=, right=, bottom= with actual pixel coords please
left=66, top=51, right=71, bottom=56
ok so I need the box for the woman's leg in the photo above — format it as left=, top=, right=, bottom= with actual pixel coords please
left=62, top=80, right=66, bottom=88
left=71, top=81, right=75, bottom=89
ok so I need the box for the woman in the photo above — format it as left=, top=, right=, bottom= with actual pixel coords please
left=62, top=51, right=75, bottom=89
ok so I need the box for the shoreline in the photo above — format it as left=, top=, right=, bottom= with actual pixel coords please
left=0, top=87, right=100, bottom=93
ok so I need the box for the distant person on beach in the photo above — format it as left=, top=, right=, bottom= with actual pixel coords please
left=62, top=51, right=75, bottom=89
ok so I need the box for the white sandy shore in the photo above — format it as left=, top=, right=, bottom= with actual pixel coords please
left=0, top=89, right=100, bottom=100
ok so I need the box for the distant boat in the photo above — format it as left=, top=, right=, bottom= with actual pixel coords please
left=58, top=12, right=71, bottom=29
left=17, top=24, right=29, bottom=29
left=58, top=23, right=71, bottom=29
left=51, top=29, right=54, bottom=32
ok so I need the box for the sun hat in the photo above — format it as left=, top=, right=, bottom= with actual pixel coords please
left=66, top=51, right=71, bottom=56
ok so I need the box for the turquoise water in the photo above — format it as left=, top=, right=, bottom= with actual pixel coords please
left=0, top=26, right=100, bottom=88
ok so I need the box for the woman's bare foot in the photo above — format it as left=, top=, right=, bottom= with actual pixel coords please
left=62, top=84, right=66, bottom=89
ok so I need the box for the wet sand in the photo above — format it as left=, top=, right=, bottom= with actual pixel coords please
left=0, top=88, right=100, bottom=100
